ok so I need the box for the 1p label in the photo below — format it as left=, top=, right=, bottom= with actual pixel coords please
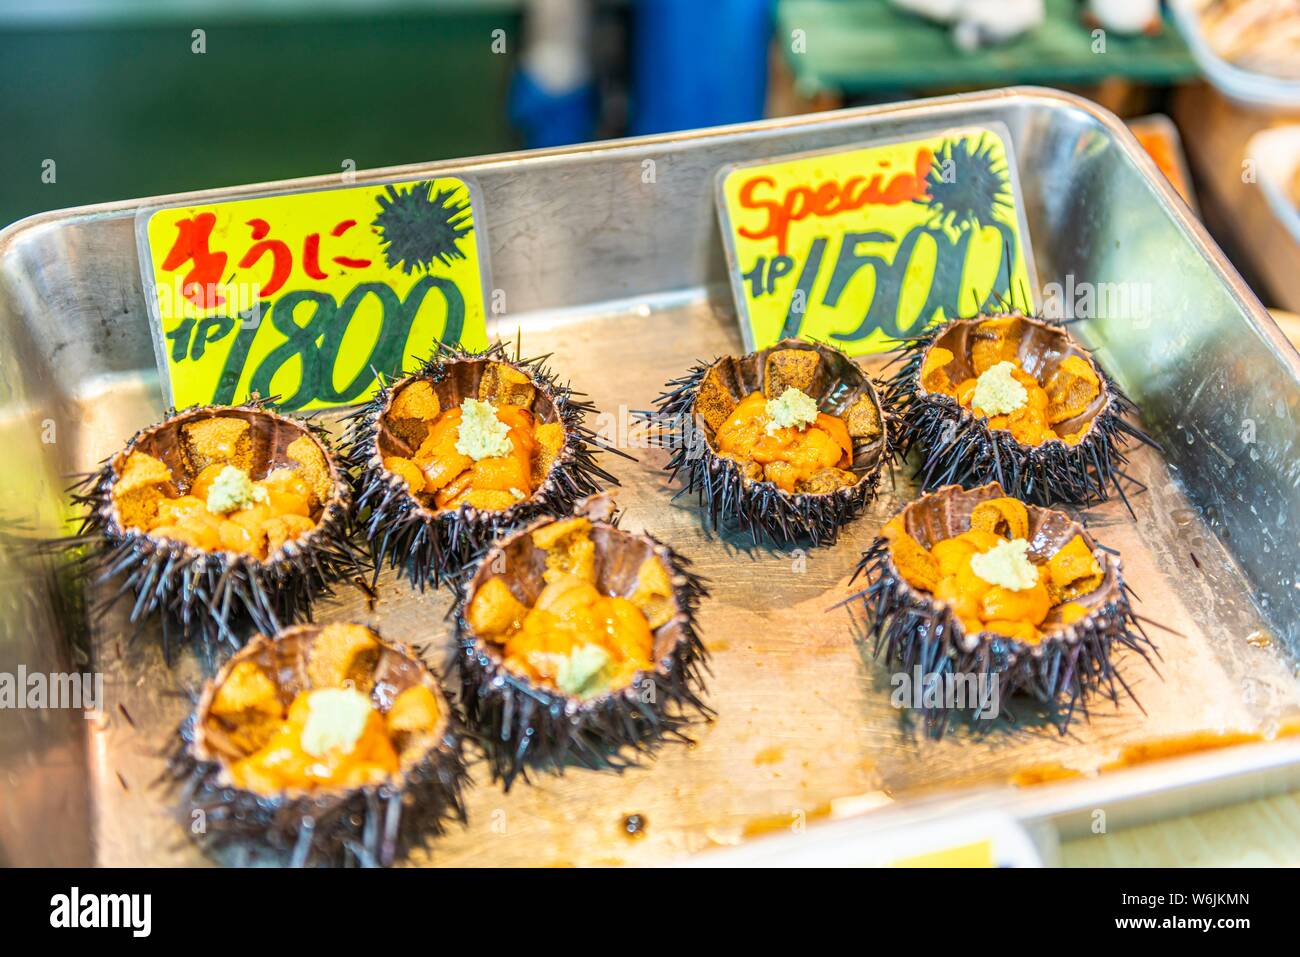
left=716, top=125, right=1037, bottom=354
left=138, top=176, right=490, bottom=412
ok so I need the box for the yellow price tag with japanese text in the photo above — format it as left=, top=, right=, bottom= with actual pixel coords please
left=717, top=125, right=1037, bottom=354
left=138, top=176, right=490, bottom=412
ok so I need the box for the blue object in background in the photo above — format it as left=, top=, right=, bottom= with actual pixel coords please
left=631, top=0, right=776, bottom=135
left=509, top=69, right=599, bottom=149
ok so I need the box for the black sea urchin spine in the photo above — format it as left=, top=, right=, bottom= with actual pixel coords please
left=647, top=361, right=888, bottom=548
left=844, top=538, right=1157, bottom=737
left=340, top=341, right=625, bottom=591
left=63, top=400, right=358, bottom=659
left=884, top=319, right=1158, bottom=510
left=451, top=537, right=711, bottom=790
left=165, top=713, right=469, bottom=868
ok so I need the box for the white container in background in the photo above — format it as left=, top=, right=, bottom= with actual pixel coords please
left=1246, top=124, right=1300, bottom=246
left=1171, top=0, right=1300, bottom=111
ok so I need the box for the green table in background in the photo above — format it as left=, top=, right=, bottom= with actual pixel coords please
left=777, top=0, right=1198, bottom=97
left=0, top=6, right=521, bottom=227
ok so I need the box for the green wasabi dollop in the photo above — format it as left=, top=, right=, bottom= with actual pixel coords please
left=455, top=398, right=514, bottom=461
left=765, top=387, right=819, bottom=434
left=206, top=465, right=258, bottom=514
left=555, top=644, right=612, bottom=699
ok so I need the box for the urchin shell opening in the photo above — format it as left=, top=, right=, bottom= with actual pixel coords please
left=66, top=399, right=359, bottom=656
left=886, top=314, right=1157, bottom=508
left=648, top=338, right=891, bottom=548
left=451, top=507, right=712, bottom=790
left=843, top=483, right=1158, bottom=737
left=168, top=623, right=469, bottom=867
left=340, top=340, right=623, bottom=591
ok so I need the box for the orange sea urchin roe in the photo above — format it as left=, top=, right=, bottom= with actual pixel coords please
left=921, top=322, right=1100, bottom=447
left=465, top=521, right=665, bottom=699
left=172, top=467, right=315, bottom=558
left=961, top=365, right=1056, bottom=446
left=714, top=391, right=854, bottom=493
left=497, top=578, right=654, bottom=697
left=117, top=452, right=321, bottom=559
left=228, top=689, right=400, bottom=794
left=388, top=400, right=562, bottom=513
left=885, top=499, right=1102, bottom=645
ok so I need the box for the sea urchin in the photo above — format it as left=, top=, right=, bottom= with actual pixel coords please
left=168, top=621, right=468, bottom=867
left=452, top=495, right=711, bottom=789
left=340, top=340, right=623, bottom=591
left=885, top=313, right=1157, bottom=508
left=649, top=338, right=890, bottom=547
left=68, top=399, right=358, bottom=655
left=843, top=481, right=1157, bottom=736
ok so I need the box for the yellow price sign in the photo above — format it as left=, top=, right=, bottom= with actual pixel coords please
left=138, top=176, right=490, bottom=412
left=891, top=840, right=996, bottom=868
left=717, top=125, right=1037, bottom=354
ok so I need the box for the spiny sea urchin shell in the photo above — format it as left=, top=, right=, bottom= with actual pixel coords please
left=885, top=313, right=1157, bottom=509
left=68, top=399, right=358, bottom=656
left=168, top=622, right=468, bottom=867
left=340, top=340, right=624, bottom=591
left=843, top=482, right=1157, bottom=736
left=451, top=495, right=711, bottom=790
left=648, top=338, right=890, bottom=547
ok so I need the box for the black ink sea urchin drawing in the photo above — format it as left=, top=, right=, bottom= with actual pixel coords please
left=920, top=134, right=1013, bottom=233
left=372, top=181, right=473, bottom=275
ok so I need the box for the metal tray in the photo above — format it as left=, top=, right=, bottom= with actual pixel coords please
left=2, top=87, right=1299, bottom=867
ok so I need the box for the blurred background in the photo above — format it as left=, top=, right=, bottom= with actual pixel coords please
left=2, top=0, right=1299, bottom=314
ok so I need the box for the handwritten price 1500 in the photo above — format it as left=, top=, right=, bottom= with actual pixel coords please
left=742, top=221, right=1016, bottom=342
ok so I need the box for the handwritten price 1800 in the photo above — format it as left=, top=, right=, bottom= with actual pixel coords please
left=164, top=276, right=464, bottom=410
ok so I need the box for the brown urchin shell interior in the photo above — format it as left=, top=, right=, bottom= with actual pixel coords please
left=465, top=517, right=686, bottom=679
left=920, top=315, right=1111, bottom=440
left=193, top=623, right=449, bottom=788
left=893, top=482, right=1122, bottom=634
left=107, top=406, right=343, bottom=531
left=691, top=338, right=887, bottom=489
left=376, top=359, right=562, bottom=498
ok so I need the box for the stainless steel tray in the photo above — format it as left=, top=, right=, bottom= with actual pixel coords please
left=3, top=87, right=1299, bottom=867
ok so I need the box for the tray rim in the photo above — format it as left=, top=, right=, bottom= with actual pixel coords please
left=3, top=85, right=1295, bottom=379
